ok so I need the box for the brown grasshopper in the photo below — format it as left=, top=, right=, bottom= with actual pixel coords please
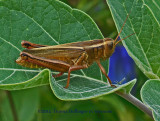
left=16, top=14, right=134, bottom=88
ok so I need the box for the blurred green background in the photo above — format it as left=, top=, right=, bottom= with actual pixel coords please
left=0, top=0, right=153, bottom=121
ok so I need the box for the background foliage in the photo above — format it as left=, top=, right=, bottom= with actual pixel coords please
left=0, top=0, right=159, bottom=120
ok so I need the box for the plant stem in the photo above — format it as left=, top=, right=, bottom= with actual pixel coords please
left=116, top=91, right=153, bottom=119
left=6, top=91, right=19, bottom=121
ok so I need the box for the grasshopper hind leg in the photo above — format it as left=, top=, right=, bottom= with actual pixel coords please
left=53, top=72, right=64, bottom=78
left=64, top=52, right=88, bottom=88
left=65, top=65, right=88, bottom=89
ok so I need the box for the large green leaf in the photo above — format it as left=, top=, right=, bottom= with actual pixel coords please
left=1, top=88, right=39, bottom=121
left=141, top=79, right=160, bottom=121
left=0, top=69, right=50, bottom=90
left=107, top=0, right=160, bottom=79
left=0, top=0, right=104, bottom=89
left=50, top=77, right=136, bottom=100
left=0, top=0, right=137, bottom=100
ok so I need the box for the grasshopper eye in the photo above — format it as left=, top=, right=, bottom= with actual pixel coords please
left=107, top=42, right=113, bottom=50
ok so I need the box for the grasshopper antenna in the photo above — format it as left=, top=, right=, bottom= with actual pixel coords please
left=115, top=32, right=135, bottom=46
left=114, top=11, right=131, bottom=44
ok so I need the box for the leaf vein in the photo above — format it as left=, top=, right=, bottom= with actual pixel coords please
left=0, top=70, right=15, bottom=83
left=0, top=37, right=21, bottom=52
left=18, top=11, right=59, bottom=44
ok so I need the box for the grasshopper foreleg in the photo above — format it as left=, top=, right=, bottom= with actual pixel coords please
left=96, top=60, right=116, bottom=87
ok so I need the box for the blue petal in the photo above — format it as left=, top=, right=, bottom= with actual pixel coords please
left=108, top=45, right=136, bottom=84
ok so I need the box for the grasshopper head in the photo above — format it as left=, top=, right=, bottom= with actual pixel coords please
left=103, top=32, right=135, bottom=58
left=103, top=38, right=115, bottom=58
left=103, top=12, right=135, bottom=59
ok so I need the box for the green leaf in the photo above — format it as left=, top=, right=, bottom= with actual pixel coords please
left=0, top=69, right=50, bottom=90
left=107, top=0, right=160, bottom=79
left=50, top=78, right=136, bottom=100
left=1, top=88, right=39, bottom=121
left=141, top=79, right=160, bottom=121
left=0, top=0, right=137, bottom=100
left=0, top=0, right=103, bottom=89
